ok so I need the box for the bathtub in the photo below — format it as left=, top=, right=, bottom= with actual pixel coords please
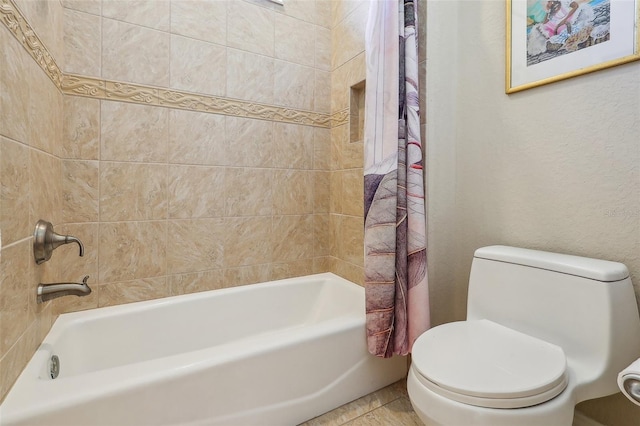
left=0, top=273, right=406, bottom=425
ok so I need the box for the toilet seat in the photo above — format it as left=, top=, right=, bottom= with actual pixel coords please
left=411, top=319, right=568, bottom=409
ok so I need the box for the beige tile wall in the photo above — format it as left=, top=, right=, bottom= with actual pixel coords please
left=57, top=0, right=334, bottom=309
left=327, top=0, right=368, bottom=284
left=0, top=0, right=425, bottom=403
left=0, top=0, right=65, bottom=402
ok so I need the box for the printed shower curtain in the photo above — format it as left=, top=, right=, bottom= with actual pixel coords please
left=363, top=0, right=430, bottom=357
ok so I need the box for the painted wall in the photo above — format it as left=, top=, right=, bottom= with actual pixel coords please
left=426, top=1, right=640, bottom=424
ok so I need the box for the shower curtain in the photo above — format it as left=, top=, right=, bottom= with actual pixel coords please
left=363, top=0, right=430, bottom=357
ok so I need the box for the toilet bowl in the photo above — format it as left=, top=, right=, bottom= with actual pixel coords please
left=408, top=246, right=640, bottom=426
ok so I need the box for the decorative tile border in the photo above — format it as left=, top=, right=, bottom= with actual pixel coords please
left=1, top=0, right=347, bottom=129
left=0, top=0, right=63, bottom=88
left=61, top=74, right=337, bottom=128
left=330, top=109, right=349, bottom=127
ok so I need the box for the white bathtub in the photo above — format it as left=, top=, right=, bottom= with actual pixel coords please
left=0, top=273, right=406, bottom=425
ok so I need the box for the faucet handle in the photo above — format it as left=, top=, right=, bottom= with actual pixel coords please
left=33, top=220, right=85, bottom=264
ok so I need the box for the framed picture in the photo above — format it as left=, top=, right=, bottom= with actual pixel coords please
left=506, top=0, right=640, bottom=93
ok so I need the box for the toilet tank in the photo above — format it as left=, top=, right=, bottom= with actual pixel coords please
left=466, top=246, right=640, bottom=402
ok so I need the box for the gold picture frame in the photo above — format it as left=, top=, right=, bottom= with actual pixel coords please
left=506, top=0, right=640, bottom=93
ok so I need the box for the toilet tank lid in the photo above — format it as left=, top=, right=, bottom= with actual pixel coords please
left=474, top=246, right=629, bottom=282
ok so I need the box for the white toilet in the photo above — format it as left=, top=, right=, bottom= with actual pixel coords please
left=408, top=245, right=640, bottom=426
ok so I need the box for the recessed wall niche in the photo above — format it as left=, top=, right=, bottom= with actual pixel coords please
left=350, top=80, right=365, bottom=144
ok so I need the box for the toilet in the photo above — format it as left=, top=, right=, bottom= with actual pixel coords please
left=408, top=245, right=640, bottom=426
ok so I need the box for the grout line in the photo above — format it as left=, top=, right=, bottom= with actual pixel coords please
left=1, top=235, right=32, bottom=250
left=336, top=394, right=405, bottom=426
left=98, top=8, right=102, bottom=79
left=100, top=10, right=169, bottom=34
left=96, top=96, right=102, bottom=299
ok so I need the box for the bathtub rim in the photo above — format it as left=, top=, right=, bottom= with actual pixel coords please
left=53, top=272, right=361, bottom=327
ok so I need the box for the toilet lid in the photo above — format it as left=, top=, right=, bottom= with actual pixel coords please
left=411, top=319, right=568, bottom=409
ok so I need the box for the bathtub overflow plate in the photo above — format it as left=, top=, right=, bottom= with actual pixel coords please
left=50, top=355, right=59, bottom=379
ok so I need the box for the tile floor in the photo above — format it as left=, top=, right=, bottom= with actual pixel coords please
left=300, top=380, right=423, bottom=426
left=303, top=381, right=590, bottom=426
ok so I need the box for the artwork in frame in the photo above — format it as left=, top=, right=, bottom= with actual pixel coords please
left=506, top=0, right=640, bottom=93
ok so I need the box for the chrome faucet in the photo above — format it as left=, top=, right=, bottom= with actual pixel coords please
left=37, top=276, right=92, bottom=303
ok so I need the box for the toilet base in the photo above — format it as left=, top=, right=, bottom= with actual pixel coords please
left=407, top=365, right=575, bottom=426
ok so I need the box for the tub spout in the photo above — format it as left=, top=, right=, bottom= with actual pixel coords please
left=37, top=276, right=91, bottom=303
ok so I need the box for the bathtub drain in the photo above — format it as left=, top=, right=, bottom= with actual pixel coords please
left=50, top=355, right=59, bottom=379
